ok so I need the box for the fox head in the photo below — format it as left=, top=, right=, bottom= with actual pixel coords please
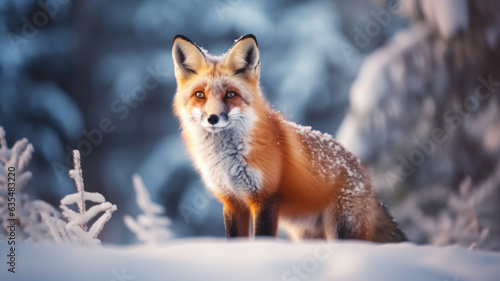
left=172, top=34, right=262, bottom=134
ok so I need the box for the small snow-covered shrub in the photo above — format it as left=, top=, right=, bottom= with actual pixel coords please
left=0, top=127, right=54, bottom=243
left=0, top=126, right=118, bottom=246
left=42, top=150, right=117, bottom=246
left=124, top=174, right=173, bottom=244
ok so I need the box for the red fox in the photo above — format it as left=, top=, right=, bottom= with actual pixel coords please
left=172, top=34, right=406, bottom=242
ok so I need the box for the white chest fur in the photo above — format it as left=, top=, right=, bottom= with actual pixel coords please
left=187, top=120, right=262, bottom=197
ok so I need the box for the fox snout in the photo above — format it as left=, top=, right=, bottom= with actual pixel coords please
left=197, top=109, right=229, bottom=133
left=207, top=112, right=228, bottom=125
left=196, top=98, right=229, bottom=132
left=207, top=114, right=219, bottom=125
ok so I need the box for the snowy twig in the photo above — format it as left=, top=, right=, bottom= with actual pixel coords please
left=0, top=126, right=55, bottom=243
left=54, top=149, right=117, bottom=246
left=124, top=174, right=172, bottom=244
left=68, top=150, right=87, bottom=231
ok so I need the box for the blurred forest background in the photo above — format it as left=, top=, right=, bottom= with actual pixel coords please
left=0, top=0, right=499, bottom=250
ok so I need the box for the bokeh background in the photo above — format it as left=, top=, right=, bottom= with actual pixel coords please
left=1, top=0, right=499, bottom=250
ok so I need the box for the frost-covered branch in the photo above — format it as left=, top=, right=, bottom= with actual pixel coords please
left=68, top=149, right=86, bottom=230
left=0, top=127, right=33, bottom=193
left=0, top=125, right=117, bottom=246
left=124, top=174, right=172, bottom=244
left=53, top=150, right=117, bottom=246
left=0, top=126, right=54, bottom=243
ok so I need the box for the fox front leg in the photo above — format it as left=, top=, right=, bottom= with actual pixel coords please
left=222, top=198, right=251, bottom=238
left=253, top=197, right=279, bottom=237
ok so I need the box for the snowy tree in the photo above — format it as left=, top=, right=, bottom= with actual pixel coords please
left=43, top=150, right=117, bottom=246
left=124, top=174, right=173, bottom=244
left=336, top=0, right=500, bottom=250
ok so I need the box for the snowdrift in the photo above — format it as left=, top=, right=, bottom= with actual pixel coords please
left=3, top=239, right=500, bottom=281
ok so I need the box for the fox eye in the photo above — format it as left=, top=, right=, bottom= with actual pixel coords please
left=194, top=91, right=205, bottom=99
left=225, top=91, right=237, bottom=99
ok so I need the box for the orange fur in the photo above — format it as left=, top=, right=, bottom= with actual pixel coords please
left=172, top=34, right=406, bottom=242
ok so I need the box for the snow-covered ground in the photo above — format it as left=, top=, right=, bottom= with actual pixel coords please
left=3, top=239, right=500, bottom=281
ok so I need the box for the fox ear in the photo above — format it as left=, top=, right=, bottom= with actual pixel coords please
left=224, top=34, right=260, bottom=78
left=172, top=35, right=208, bottom=80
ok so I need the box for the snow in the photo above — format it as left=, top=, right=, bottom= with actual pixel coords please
left=62, top=202, right=116, bottom=226
left=39, top=211, right=67, bottom=245
left=3, top=239, right=500, bottom=281
left=68, top=150, right=86, bottom=216
left=287, top=120, right=366, bottom=190
left=61, top=192, right=106, bottom=205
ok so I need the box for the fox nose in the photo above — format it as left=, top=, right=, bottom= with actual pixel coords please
left=207, top=114, right=219, bottom=125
